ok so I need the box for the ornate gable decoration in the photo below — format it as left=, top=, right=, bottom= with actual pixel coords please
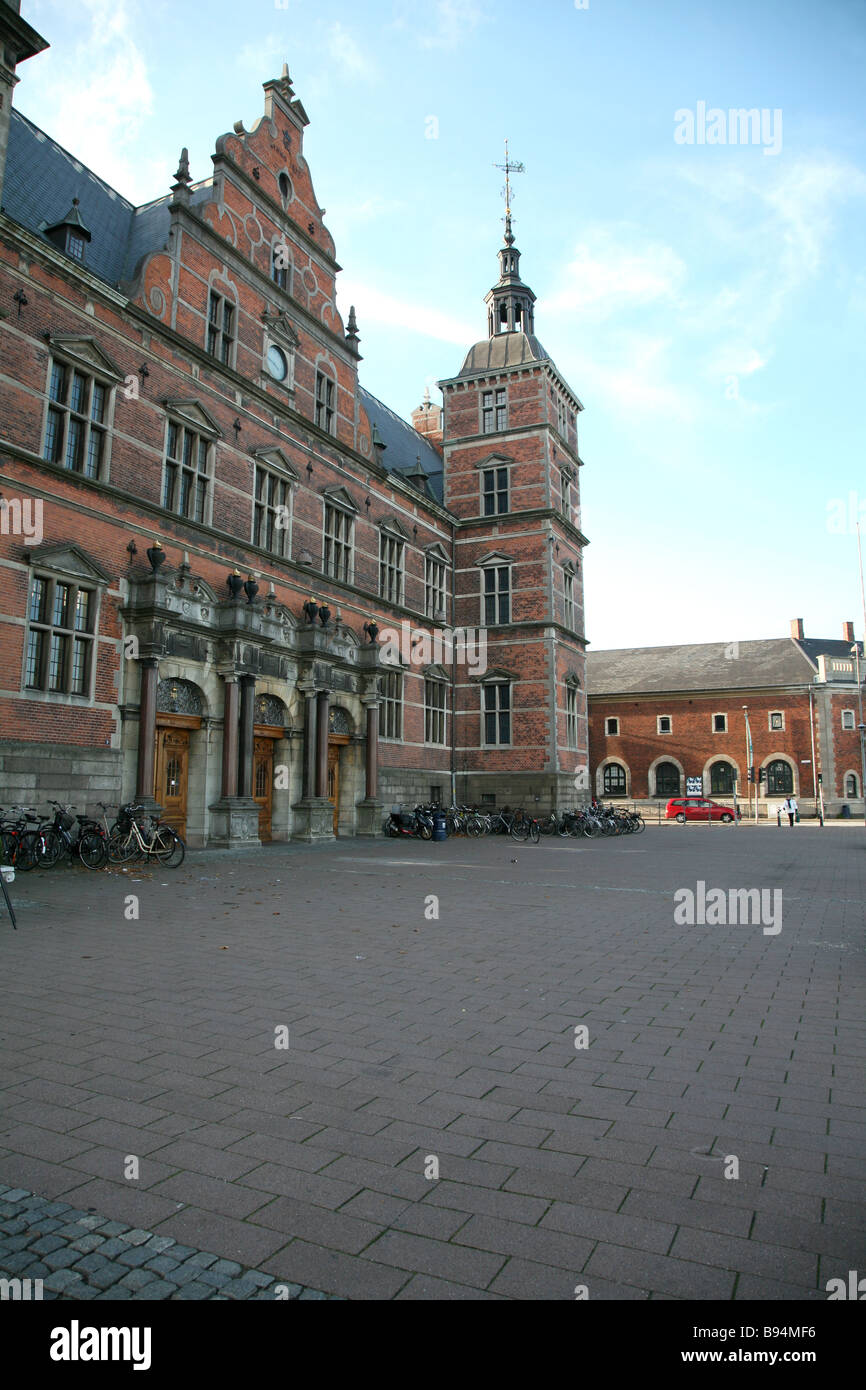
left=378, top=516, right=410, bottom=540
left=47, top=336, right=124, bottom=384
left=163, top=399, right=222, bottom=438
left=564, top=669, right=582, bottom=687
left=425, top=542, right=449, bottom=564
left=477, top=550, right=512, bottom=568
left=25, top=542, right=112, bottom=585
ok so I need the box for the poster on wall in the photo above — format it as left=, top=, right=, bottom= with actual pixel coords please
left=686, top=777, right=703, bottom=796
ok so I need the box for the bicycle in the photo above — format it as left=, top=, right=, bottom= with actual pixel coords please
left=509, top=809, right=541, bottom=844
left=36, top=801, right=108, bottom=870
left=107, top=805, right=185, bottom=867
left=0, top=806, right=44, bottom=872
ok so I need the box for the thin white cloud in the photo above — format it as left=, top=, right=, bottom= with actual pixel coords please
left=391, top=0, right=487, bottom=51
left=328, top=23, right=376, bottom=81
left=18, top=0, right=159, bottom=204
left=541, top=232, right=686, bottom=320
left=337, top=280, right=476, bottom=347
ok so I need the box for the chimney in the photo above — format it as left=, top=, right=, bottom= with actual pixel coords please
left=790, top=618, right=805, bottom=641
left=0, top=2, right=49, bottom=208
left=411, top=386, right=443, bottom=455
left=842, top=621, right=855, bottom=644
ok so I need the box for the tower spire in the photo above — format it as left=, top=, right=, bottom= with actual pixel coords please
left=486, top=141, right=535, bottom=339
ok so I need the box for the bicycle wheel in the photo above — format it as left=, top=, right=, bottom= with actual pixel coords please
left=78, top=831, right=107, bottom=870
left=16, top=831, right=41, bottom=871
left=1, top=829, right=17, bottom=865
left=529, top=819, right=540, bottom=844
left=510, top=813, right=530, bottom=842
left=153, top=825, right=185, bottom=866
left=36, top=827, right=63, bottom=868
left=107, top=829, right=138, bottom=864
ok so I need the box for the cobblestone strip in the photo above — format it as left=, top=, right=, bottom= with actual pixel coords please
left=0, top=1186, right=339, bottom=1301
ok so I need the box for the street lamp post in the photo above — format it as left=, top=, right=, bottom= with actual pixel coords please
left=743, top=705, right=755, bottom=823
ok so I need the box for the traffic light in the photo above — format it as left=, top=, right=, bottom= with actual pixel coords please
left=758, top=767, right=766, bottom=786
left=747, top=767, right=755, bottom=784
left=817, top=773, right=823, bottom=786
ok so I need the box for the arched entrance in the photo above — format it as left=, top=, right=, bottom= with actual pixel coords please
left=154, top=679, right=204, bottom=839
left=328, top=706, right=352, bottom=835
left=253, top=694, right=288, bottom=842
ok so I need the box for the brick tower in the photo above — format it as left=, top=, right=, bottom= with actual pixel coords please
left=439, top=201, right=589, bottom=810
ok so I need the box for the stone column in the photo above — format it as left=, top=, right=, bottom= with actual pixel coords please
left=135, top=658, right=159, bottom=801
left=366, top=703, right=379, bottom=801
left=356, top=697, right=383, bottom=838
left=315, top=689, right=330, bottom=799
left=221, top=676, right=239, bottom=799
left=239, top=675, right=256, bottom=800
left=302, top=688, right=317, bottom=800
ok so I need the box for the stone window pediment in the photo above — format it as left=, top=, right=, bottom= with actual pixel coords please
left=251, top=446, right=299, bottom=482
left=475, top=453, right=513, bottom=471
left=425, top=542, right=449, bottom=563
left=477, top=551, right=512, bottom=568
left=262, top=308, right=300, bottom=349
left=564, top=669, right=581, bottom=687
left=47, top=336, right=124, bottom=384
left=424, top=663, right=450, bottom=682
left=322, top=485, right=359, bottom=514
left=473, top=666, right=516, bottom=684
left=25, top=542, right=111, bottom=585
left=378, top=516, right=409, bottom=540
left=163, top=399, right=223, bottom=439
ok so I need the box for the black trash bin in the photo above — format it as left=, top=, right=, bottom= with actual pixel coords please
left=841, top=804, right=851, bottom=819
left=432, top=812, right=448, bottom=842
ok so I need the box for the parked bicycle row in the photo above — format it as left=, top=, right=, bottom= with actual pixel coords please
left=384, top=802, right=645, bottom=842
left=0, top=801, right=185, bottom=872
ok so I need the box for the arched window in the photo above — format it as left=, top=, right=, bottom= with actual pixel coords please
left=845, top=772, right=859, bottom=798
left=766, top=760, right=793, bottom=795
left=655, top=762, right=680, bottom=797
left=710, top=761, right=735, bottom=795
left=603, top=763, right=627, bottom=796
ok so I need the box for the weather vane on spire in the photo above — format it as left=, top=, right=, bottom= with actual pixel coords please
left=494, top=139, right=525, bottom=245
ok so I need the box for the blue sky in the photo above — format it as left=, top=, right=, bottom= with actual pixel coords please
left=16, top=0, right=866, bottom=650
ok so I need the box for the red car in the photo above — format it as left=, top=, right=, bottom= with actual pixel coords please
left=665, top=797, right=739, bottom=824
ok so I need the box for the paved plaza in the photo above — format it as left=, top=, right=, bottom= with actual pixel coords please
left=1, top=826, right=864, bottom=1301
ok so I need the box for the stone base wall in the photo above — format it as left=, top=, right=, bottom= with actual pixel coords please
left=0, top=741, right=122, bottom=816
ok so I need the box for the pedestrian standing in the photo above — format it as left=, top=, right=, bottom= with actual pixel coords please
left=785, top=795, right=798, bottom=827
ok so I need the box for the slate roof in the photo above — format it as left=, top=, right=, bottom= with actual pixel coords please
left=586, top=638, right=819, bottom=696
left=359, top=387, right=444, bottom=506
left=457, top=330, right=550, bottom=376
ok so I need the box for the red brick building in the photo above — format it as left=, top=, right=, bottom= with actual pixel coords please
left=587, top=620, right=865, bottom=818
left=0, top=3, right=588, bottom=844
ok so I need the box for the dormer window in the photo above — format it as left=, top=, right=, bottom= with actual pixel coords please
left=44, top=197, right=92, bottom=265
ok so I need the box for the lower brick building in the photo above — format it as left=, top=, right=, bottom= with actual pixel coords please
left=587, top=620, right=866, bottom=818
left=0, top=2, right=589, bottom=844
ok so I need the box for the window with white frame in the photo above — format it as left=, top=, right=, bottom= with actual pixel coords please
left=254, top=465, right=292, bottom=557
left=207, top=289, right=235, bottom=366
left=560, top=472, right=571, bottom=518
left=483, top=564, right=511, bottom=625
left=482, top=466, right=509, bottom=516
left=713, top=713, right=728, bottom=733
left=603, top=763, right=627, bottom=796
left=769, top=711, right=784, bottom=731
left=845, top=772, right=859, bottom=797
left=841, top=709, right=856, bottom=730
left=658, top=715, right=672, bottom=735
left=425, top=554, right=447, bottom=620
left=271, top=242, right=291, bottom=293
left=315, top=370, right=336, bottom=433
left=162, top=419, right=211, bottom=522
left=25, top=573, right=97, bottom=697
left=43, top=360, right=111, bottom=480
left=425, top=679, right=447, bottom=745
left=483, top=682, right=511, bottom=746
left=324, top=502, right=353, bottom=582
left=378, top=670, right=403, bottom=740
left=566, top=685, right=579, bottom=749
left=482, top=388, right=507, bottom=434
left=379, top=530, right=405, bottom=606
left=563, top=570, right=574, bottom=629
left=605, top=717, right=619, bottom=736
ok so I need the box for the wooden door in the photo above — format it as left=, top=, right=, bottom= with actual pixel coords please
left=254, top=738, right=275, bottom=843
left=155, top=728, right=189, bottom=839
left=327, top=744, right=340, bottom=835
